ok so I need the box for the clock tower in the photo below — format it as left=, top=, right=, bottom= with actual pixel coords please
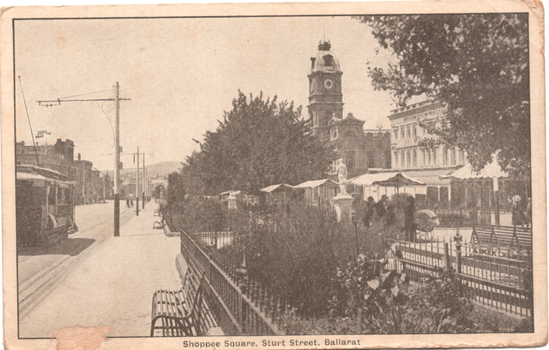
left=307, top=41, right=344, bottom=138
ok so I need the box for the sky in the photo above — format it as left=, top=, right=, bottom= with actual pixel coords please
left=14, top=16, right=399, bottom=171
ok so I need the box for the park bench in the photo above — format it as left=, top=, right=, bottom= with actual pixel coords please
left=150, top=256, right=212, bottom=336
left=470, top=225, right=532, bottom=257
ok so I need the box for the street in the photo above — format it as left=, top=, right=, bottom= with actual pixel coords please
left=18, top=201, right=182, bottom=338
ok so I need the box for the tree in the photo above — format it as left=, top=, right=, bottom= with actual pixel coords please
left=357, top=14, right=530, bottom=174
left=167, top=171, right=186, bottom=207
left=181, top=91, right=337, bottom=195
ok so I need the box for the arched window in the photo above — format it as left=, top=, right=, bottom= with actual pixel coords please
left=422, top=150, right=426, bottom=167
left=413, top=150, right=417, bottom=168
left=406, top=151, right=411, bottom=169
left=459, top=149, right=465, bottom=164
left=428, top=149, right=432, bottom=166
left=443, top=147, right=449, bottom=166
left=401, top=151, right=405, bottom=168
left=451, top=148, right=456, bottom=165
left=433, top=147, right=437, bottom=165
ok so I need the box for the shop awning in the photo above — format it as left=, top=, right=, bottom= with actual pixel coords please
left=349, top=172, right=424, bottom=186
left=293, top=179, right=340, bottom=189
left=441, top=162, right=509, bottom=179
left=371, top=173, right=426, bottom=187
left=260, top=184, right=294, bottom=193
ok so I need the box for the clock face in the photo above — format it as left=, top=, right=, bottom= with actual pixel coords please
left=324, top=79, right=334, bottom=90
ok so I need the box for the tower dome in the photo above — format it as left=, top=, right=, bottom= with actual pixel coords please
left=310, top=40, right=341, bottom=73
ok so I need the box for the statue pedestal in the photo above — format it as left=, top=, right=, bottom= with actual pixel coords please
left=332, top=193, right=354, bottom=224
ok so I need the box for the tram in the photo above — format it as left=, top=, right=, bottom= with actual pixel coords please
left=16, top=165, right=78, bottom=247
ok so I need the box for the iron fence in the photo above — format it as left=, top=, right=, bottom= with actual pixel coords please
left=178, top=226, right=285, bottom=336
left=388, top=237, right=533, bottom=317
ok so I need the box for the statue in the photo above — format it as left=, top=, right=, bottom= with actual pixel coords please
left=336, top=158, right=348, bottom=194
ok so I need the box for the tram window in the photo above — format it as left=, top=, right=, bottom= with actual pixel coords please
left=48, top=186, right=56, bottom=205
left=34, top=187, right=46, bottom=206
left=58, top=187, right=66, bottom=204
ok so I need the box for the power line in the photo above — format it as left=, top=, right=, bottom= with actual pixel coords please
left=18, top=76, right=40, bottom=166
left=58, top=89, right=112, bottom=100
left=45, top=106, right=79, bottom=139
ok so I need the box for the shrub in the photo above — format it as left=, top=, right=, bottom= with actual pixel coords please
left=329, top=254, right=475, bottom=334
left=216, top=205, right=387, bottom=317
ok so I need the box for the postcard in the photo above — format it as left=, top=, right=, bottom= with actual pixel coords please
left=1, top=1, right=546, bottom=349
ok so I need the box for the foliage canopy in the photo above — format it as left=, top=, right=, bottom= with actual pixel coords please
left=182, top=91, right=337, bottom=195
left=357, top=14, right=530, bottom=174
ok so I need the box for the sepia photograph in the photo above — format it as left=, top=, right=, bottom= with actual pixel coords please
left=1, top=1, right=546, bottom=349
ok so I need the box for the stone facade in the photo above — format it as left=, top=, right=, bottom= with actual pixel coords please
left=16, top=139, right=76, bottom=180
left=307, top=41, right=391, bottom=178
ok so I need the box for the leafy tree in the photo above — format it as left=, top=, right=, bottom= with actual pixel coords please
left=182, top=91, right=337, bottom=195
left=167, top=171, right=186, bottom=207
left=357, top=14, right=530, bottom=174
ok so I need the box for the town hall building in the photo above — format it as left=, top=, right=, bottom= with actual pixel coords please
left=307, top=41, right=391, bottom=178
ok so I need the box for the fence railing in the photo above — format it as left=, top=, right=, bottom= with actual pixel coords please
left=177, top=225, right=285, bottom=336
left=388, top=238, right=533, bottom=317
left=434, top=209, right=492, bottom=227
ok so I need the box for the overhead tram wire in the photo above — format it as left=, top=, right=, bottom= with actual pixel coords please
left=18, top=76, right=40, bottom=166
left=45, top=105, right=79, bottom=139
left=57, top=89, right=112, bottom=100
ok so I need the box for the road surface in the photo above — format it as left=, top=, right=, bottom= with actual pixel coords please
left=18, top=201, right=182, bottom=338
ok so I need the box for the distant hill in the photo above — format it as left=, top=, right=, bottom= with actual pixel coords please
left=146, top=161, right=183, bottom=178
left=107, top=161, right=182, bottom=179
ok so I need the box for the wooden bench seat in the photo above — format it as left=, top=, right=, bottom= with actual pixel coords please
left=151, top=256, right=205, bottom=336
left=470, top=225, right=532, bottom=257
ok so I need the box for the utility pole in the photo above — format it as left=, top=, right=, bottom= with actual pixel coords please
left=142, top=153, right=146, bottom=209
left=114, top=82, right=121, bottom=235
left=38, top=82, right=130, bottom=237
left=136, top=145, right=140, bottom=216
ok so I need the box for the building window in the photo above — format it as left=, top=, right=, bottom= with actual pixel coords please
left=441, top=148, right=446, bottom=166
left=406, top=151, right=411, bottom=169
left=401, top=128, right=405, bottom=139
left=406, top=126, right=411, bottom=139
left=401, top=151, right=405, bottom=168
left=428, top=149, right=432, bottom=166
left=459, top=149, right=465, bottom=164
left=422, top=150, right=426, bottom=167
left=412, top=125, right=417, bottom=138
left=393, top=129, right=398, bottom=140
left=394, top=152, right=399, bottom=168
left=451, top=147, right=456, bottom=165
left=324, top=54, right=334, bottom=66
left=433, top=147, right=437, bottom=165
left=413, top=150, right=417, bottom=168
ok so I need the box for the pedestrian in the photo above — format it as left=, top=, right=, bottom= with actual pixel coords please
left=524, top=197, right=532, bottom=229
left=130, top=197, right=134, bottom=208
left=386, top=205, right=397, bottom=227
left=375, top=195, right=388, bottom=219
left=510, top=194, right=524, bottom=228
left=126, top=197, right=130, bottom=208
left=404, top=196, right=416, bottom=242
left=363, top=196, right=375, bottom=227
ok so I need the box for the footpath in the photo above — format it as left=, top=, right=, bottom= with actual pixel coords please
left=19, top=202, right=183, bottom=338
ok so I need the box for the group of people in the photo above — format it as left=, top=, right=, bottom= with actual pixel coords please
left=126, top=196, right=135, bottom=208
left=361, top=194, right=417, bottom=241
left=362, top=195, right=397, bottom=228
